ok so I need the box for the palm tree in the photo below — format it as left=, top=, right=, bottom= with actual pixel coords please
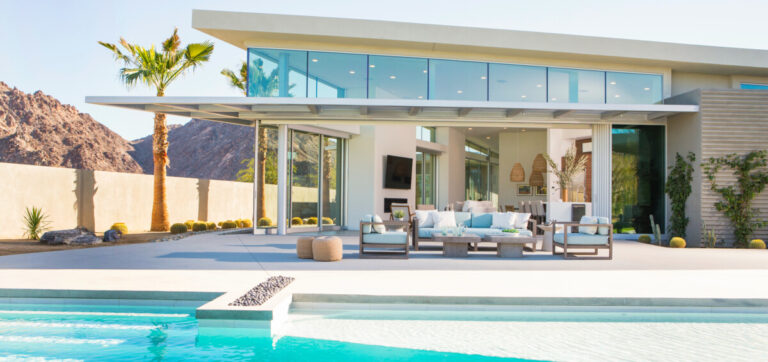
left=100, top=29, right=214, bottom=231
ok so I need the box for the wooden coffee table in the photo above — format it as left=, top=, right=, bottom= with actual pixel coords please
left=432, top=233, right=481, bottom=257
left=484, top=234, right=536, bottom=258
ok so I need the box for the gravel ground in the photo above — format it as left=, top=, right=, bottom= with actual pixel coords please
left=229, top=276, right=295, bottom=306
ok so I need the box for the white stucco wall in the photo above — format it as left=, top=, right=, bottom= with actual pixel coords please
left=436, top=127, right=466, bottom=210
left=498, top=130, right=548, bottom=209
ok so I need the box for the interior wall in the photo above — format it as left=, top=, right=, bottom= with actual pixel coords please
left=498, top=130, right=547, bottom=209
left=373, top=125, right=418, bottom=217
left=546, top=128, right=592, bottom=203
left=436, top=127, right=466, bottom=210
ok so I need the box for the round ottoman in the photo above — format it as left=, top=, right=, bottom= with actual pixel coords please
left=296, top=236, right=315, bottom=259
left=312, top=236, right=343, bottom=262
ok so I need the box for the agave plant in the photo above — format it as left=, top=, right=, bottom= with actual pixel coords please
left=543, top=145, right=588, bottom=201
left=23, top=206, right=50, bottom=240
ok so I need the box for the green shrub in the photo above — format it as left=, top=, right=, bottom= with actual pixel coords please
left=240, top=219, right=253, bottom=228
left=170, top=223, right=188, bottom=234
left=306, top=217, right=318, bottom=225
left=392, top=210, right=405, bottom=219
left=749, top=239, right=766, bottom=249
left=669, top=237, right=686, bottom=248
left=221, top=221, right=238, bottom=229
left=192, top=222, right=207, bottom=232
left=217, top=221, right=223, bottom=226
left=638, top=235, right=652, bottom=244
left=184, top=220, right=194, bottom=231
left=257, top=217, right=272, bottom=227
left=23, top=206, right=50, bottom=240
left=291, top=217, right=303, bottom=226
left=322, top=217, right=333, bottom=225
left=110, top=222, right=128, bottom=235
left=206, top=222, right=217, bottom=230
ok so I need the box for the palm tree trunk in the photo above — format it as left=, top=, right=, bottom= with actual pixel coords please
left=256, top=127, right=267, bottom=220
left=150, top=111, right=170, bottom=231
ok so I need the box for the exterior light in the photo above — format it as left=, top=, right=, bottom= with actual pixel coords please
left=369, top=64, right=376, bottom=68
left=521, top=95, right=527, bottom=98
left=457, top=90, right=463, bottom=94
left=644, top=87, right=651, bottom=91
left=349, top=70, right=356, bottom=75
left=423, top=70, right=428, bottom=73
left=468, top=127, right=473, bottom=130
left=536, top=84, right=542, bottom=88
left=551, top=97, right=557, bottom=101
left=521, top=129, right=526, bottom=132
left=481, top=76, right=487, bottom=80
left=486, top=136, right=491, bottom=139
left=614, top=94, right=621, bottom=98
left=389, top=75, right=396, bottom=79
left=311, top=58, right=319, bottom=62
left=417, top=96, right=424, bottom=99
left=609, top=81, right=616, bottom=85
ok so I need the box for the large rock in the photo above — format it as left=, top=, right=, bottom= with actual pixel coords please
left=103, top=229, right=121, bottom=242
left=40, top=228, right=99, bottom=245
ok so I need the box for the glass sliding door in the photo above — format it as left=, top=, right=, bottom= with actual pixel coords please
left=465, top=158, right=489, bottom=201
left=290, top=131, right=320, bottom=227
left=415, top=152, right=436, bottom=207
left=321, top=136, right=343, bottom=229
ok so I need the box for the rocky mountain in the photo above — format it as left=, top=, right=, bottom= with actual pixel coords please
left=130, top=119, right=255, bottom=180
left=0, top=82, right=143, bottom=173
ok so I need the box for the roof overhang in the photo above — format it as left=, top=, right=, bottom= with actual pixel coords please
left=85, top=96, right=698, bottom=128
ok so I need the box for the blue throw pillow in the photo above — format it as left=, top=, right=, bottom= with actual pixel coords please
left=470, top=213, right=493, bottom=228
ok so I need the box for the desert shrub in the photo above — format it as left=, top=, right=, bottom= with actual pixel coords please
left=206, top=222, right=217, bottom=230
left=221, top=221, right=238, bottom=229
left=192, top=222, right=207, bottom=232
left=170, top=223, right=188, bottom=234
left=666, top=152, right=695, bottom=239
left=306, top=217, right=318, bottom=225
left=23, top=206, right=50, bottom=240
left=749, top=239, right=766, bottom=249
left=217, top=221, right=223, bottom=226
left=257, top=217, right=272, bottom=227
left=291, top=217, right=303, bottom=226
left=240, top=219, right=253, bottom=228
left=638, top=235, right=651, bottom=244
left=110, top=222, right=128, bottom=235
left=184, top=220, right=195, bottom=231
left=669, top=237, right=686, bottom=248
left=322, top=217, right=333, bottom=225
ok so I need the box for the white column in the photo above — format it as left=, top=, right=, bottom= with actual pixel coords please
left=277, top=124, right=289, bottom=235
left=591, top=123, right=612, bottom=218
left=252, top=121, right=260, bottom=235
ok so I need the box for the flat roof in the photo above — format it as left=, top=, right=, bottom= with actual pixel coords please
left=192, top=10, right=768, bottom=76
left=85, top=96, right=698, bottom=127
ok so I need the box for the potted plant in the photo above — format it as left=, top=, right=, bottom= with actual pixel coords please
left=543, top=145, right=588, bottom=202
left=392, top=210, right=406, bottom=221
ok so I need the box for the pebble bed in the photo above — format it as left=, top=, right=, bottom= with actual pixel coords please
left=229, top=276, right=295, bottom=307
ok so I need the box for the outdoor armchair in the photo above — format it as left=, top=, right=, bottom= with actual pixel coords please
left=359, top=220, right=410, bottom=258
left=551, top=220, right=613, bottom=260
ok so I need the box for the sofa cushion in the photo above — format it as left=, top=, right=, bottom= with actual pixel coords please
left=432, top=211, right=457, bottom=228
left=492, top=212, right=517, bottom=229
left=361, top=214, right=373, bottom=234
left=372, top=214, right=386, bottom=234
left=470, top=213, right=493, bottom=228
left=578, top=216, right=598, bottom=235
left=513, top=212, right=531, bottom=229
left=553, top=232, right=609, bottom=245
left=454, top=212, right=472, bottom=227
left=414, top=210, right=435, bottom=228
left=464, top=228, right=504, bottom=238
left=363, top=231, right=408, bottom=245
left=418, top=227, right=439, bottom=239
left=596, top=216, right=611, bottom=235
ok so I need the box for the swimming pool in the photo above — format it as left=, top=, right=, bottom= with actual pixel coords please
left=1, top=300, right=766, bottom=361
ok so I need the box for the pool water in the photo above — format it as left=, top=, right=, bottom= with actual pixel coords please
left=0, top=302, right=516, bottom=361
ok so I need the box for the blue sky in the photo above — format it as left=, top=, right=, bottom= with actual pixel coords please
left=1, top=0, right=767, bottom=140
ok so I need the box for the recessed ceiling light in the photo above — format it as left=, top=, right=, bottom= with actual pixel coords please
left=536, top=84, right=542, bottom=88
left=486, top=136, right=491, bottom=139
left=521, top=129, right=526, bottom=132
left=423, top=70, right=428, bottom=73
left=614, top=94, right=621, bottom=98
left=369, top=64, right=376, bottom=68
left=457, top=90, right=463, bottom=94
left=311, top=59, right=319, bottom=63
left=643, top=87, right=650, bottom=91
left=389, top=75, right=397, bottom=79
left=551, top=97, right=557, bottom=101
left=481, top=76, right=487, bottom=80
left=521, top=95, right=527, bottom=98
left=503, top=127, right=508, bottom=130
left=417, top=95, right=423, bottom=99
left=349, top=70, right=356, bottom=75
left=468, top=127, right=473, bottom=130
left=609, top=81, right=616, bottom=85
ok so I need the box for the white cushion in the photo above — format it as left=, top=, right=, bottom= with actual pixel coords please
left=596, top=216, right=611, bottom=235
left=414, top=210, right=434, bottom=228
left=513, top=213, right=531, bottom=229
left=578, top=216, right=598, bottom=235
left=462, top=200, right=476, bottom=212
left=372, top=214, right=386, bottom=234
left=431, top=211, right=457, bottom=228
left=361, top=214, right=373, bottom=234
left=492, top=212, right=517, bottom=229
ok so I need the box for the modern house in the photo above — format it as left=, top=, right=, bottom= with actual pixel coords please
left=87, top=10, right=768, bottom=246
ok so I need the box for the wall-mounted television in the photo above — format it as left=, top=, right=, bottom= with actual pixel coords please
left=384, top=155, right=413, bottom=190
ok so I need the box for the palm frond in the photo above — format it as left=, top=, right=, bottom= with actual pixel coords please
left=184, top=41, right=215, bottom=66
left=221, top=68, right=246, bottom=94
left=162, top=28, right=181, bottom=52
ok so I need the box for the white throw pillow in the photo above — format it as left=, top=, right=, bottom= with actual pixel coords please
left=596, top=217, right=611, bottom=235
left=372, top=214, right=387, bottom=234
left=578, top=216, right=598, bottom=235
left=361, top=214, right=373, bottom=234
left=513, top=212, right=531, bottom=229
left=492, top=212, right=517, bottom=229
left=462, top=200, right=476, bottom=212
left=431, top=211, right=457, bottom=229
left=413, top=210, right=434, bottom=228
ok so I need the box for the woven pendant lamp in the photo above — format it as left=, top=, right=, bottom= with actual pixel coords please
left=529, top=171, right=544, bottom=187
left=510, top=163, right=525, bottom=182
left=532, top=154, right=547, bottom=173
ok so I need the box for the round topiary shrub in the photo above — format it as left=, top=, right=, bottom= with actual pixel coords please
left=322, top=217, right=333, bottom=225
left=184, top=220, right=194, bottom=231
left=206, top=222, right=217, bottom=230
left=291, top=217, right=303, bottom=226
left=669, top=237, right=686, bottom=248
left=638, top=235, right=651, bottom=244
left=221, top=221, right=238, bottom=229
left=749, top=239, right=766, bottom=249
left=170, top=223, right=188, bottom=234
left=306, top=217, right=318, bottom=225
left=257, top=217, right=272, bottom=227
left=240, top=219, right=253, bottom=228
left=110, top=222, right=128, bottom=235
left=217, top=221, right=223, bottom=226
left=192, top=222, right=207, bottom=232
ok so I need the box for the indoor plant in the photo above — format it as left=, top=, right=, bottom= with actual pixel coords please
left=543, top=145, right=588, bottom=202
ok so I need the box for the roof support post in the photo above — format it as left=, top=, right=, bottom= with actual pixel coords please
left=276, top=124, right=289, bottom=235
left=591, top=123, right=612, bottom=218
left=252, top=120, right=261, bottom=235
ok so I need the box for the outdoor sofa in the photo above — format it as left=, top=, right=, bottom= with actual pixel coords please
left=412, top=211, right=537, bottom=251
left=552, top=217, right=613, bottom=260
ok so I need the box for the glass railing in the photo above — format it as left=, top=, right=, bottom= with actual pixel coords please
left=248, top=48, right=664, bottom=104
